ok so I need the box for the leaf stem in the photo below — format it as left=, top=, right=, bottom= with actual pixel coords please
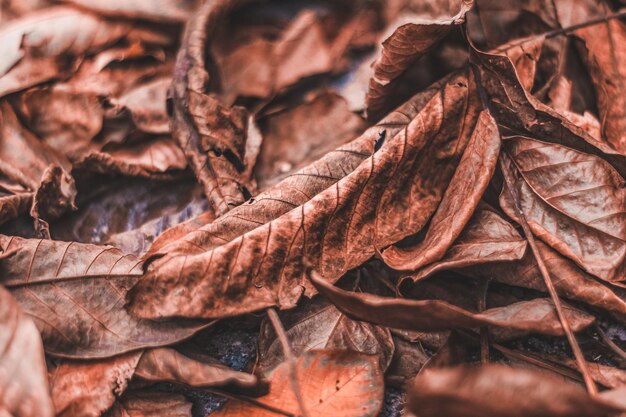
left=267, top=308, right=309, bottom=417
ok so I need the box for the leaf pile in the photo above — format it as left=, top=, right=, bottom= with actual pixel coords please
left=1, top=0, right=626, bottom=416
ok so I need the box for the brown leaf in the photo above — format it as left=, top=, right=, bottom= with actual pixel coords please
left=257, top=297, right=394, bottom=373
left=0, top=235, right=208, bottom=358
left=169, top=0, right=255, bottom=215
left=129, top=72, right=483, bottom=319
left=110, top=77, right=171, bottom=135
left=212, top=350, right=383, bottom=417
left=405, top=204, right=528, bottom=283
left=366, top=0, right=473, bottom=120
left=310, top=270, right=594, bottom=336
left=49, top=347, right=263, bottom=417
left=470, top=44, right=626, bottom=177
left=74, top=137, right=187, bottom=179
left=381, top=107, right=501, bottom=270
left=144, top=80, right=437, bottom=261
left=49, top=352, right=142, bottom=417
left=499, top=136, right=626, bottom=282
left=0, top=285, right=53, bottom=417
left=135, top=347, right=265, bottom=395
left=0, top=102, right=76, bottom=233
left=0, top=7, right=133, bottom=97
left=61, top=0, right=197, bottom=23
left=561, top=0, right=626, bottom=154
left=407, top=365, right=621, bottom=417
left=106, top=392, right=192, bottom=417
left=255, top=92, right=366, bottom=188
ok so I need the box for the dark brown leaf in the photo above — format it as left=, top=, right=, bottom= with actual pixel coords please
left=106, top=392, right=192, bottom=417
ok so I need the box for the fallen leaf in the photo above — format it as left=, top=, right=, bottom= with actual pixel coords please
left=129, top=72, right=483, bottom=319
left=408, top=364, right=621, bottom=417
left=366, top=0, right=473, bottom=120
left=310, top=269, right=594, bottom=336
left=61, top=0, right=197, bottom=23
left=257, top=297, right=394, bottom=373
left=213, top=350, right=383, bottom=417
left=0, top=235, right=209, bottom=358
left=381, top=108, right=500, bottom=271
left=499, top=136, right=626, bottom=282
left=0, top=285, right=53, bottom=417
left=106, top=392, right=192, bottom=417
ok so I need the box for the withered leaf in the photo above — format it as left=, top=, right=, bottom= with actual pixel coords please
left=0, top=102, right=76, bottom=233
left=564, top=1, right=626, bottom=154
left=470, top=44, right=626, bottom=177
left=49, top=352, right=142, bottom=417
left=499, top=137, right=626, bottom=282
left=169, top=0, right=255, bottom=214
left=61, top=0, right=197, bottom=23
left=0, top=236, right=208, bottom=358
left=106, top=392, right=192, bottom=417
left=0, top=7, right=134, bottom=97
left=257, top=297, right=394, bottom=373
left=381, top=108, right=500, bottom=271
left=144, top=81, right=438, bottom=260
left=310, top=270, right=594, bottom=337
left=74, top=137, right=188, bottom=179
left=0, top=285, right=53, bottom=417
left=405, top=204, right=528, bottom=283
left=408, top=365, right=622, bottom=417
left=366, top=0, right=473, bottom=120
left=50, top=347, right=263, bottom=417
left=110, top=77, right=171, bottom=135
left=134, top=347, right=265, bottom=395
left=129, top=72, right=484, bottom=319
left=213, top=350, right=383, bottom=417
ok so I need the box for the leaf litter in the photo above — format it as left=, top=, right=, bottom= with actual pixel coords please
left=1, top=0, right=626, bottom=416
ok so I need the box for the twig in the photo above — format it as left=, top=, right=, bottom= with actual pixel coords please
left=499, top=153, right=598, bottom=395
left=595, top=323, right=626, bottom=365
left=267, top=308, right=309, bottom=417
left=206, top=388, right=296, bottom=417
left=478, top=279, right=492, bottom=364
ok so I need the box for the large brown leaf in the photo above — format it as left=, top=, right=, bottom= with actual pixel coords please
left=381, top=107, right=500, bottom=271
left=213, top=350, right=383, bottom=417
left=129, top=72, right=484, bottom=319
left=144, top=78, right=445, bottom=261
left=470, top=44, right=626, bottom=177
left=408, top=365, right=622, bottom=417
left=0, top=236, right=208, bottom=358
left=499, top=136, right=626, bottom=282
left=256, top=297, right=394, bottom=373
left=366, top=0, right=473, bottom=120
left=310, top=270, right=594, bottom=336
left=0, top=286, right=53, bottom=417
